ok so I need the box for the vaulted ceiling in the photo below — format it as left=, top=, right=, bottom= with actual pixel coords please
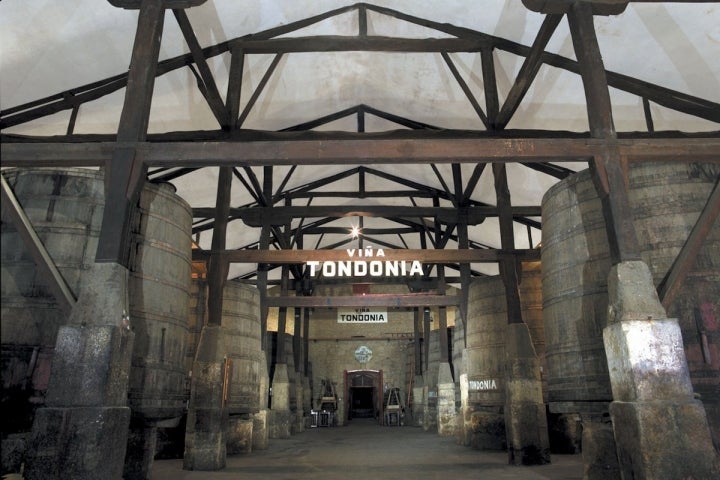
left=2, top=1, right=719, bottom=286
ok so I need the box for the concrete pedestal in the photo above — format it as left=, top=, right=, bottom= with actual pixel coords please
left=269, top=364, right=291, bottom=439
left=26, top=406, right=132, bottom=480
left=581, top=418, right=620, bottom=480
left=252, top=410, right=269, bottom=450
left=456, top=351, right=470, bottom=446
left=124, top=424, right=158, bottom=480
left=422, top=384, right=438, bottom=431
left=412, top=375, right=424, bottom=427
left=24, top=263, right=134, bottom=480
left=295, top=376, right=306, bottom=433
left=504, top=322, right=550, bottom=466
left=603, top=262, right=719, bottom=479
left=227, top=416, right=253, bottom=454
left=252, top=359, right=269, bottom=450
left=437, top=362, right=456, bottom=437
left=183, top=326, right=228, bottom=471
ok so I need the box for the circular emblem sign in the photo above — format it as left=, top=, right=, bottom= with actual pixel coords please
left=354, top=345, right=373, bottom=364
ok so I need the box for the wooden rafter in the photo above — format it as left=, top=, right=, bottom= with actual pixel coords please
left=3, top=4, right=718, bottom=130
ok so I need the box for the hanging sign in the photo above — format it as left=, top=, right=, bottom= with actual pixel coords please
left=338, top=307, right=388, bottom=323
left=306, top=248, right=423, bottom=278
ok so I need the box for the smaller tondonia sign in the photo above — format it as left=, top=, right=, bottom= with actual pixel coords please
left=338, top=307, right=388, bottom=323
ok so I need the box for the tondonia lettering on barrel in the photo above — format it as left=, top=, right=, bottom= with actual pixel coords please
left=468, top=379, right=498, bottom=390
left=306, top=248, right=423, bottom=277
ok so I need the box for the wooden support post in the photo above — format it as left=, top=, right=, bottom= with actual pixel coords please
left=413, top=307, right=423, bottom=376
left=493, top=163, right=523, bottom=324
left=276, top=265, right=289, bottom=364
left=568, top=2, right=640, bottom=264
left=293, top=306, right=302, bottom=375
left=423, top=307, right=432, bottom=373
left=303, top=307, right=310, bottom=376
left=96, top=0, right=165, bottom=265
left=207, top=166, right=232, bottom=326
left=258, top=167, right=273, bottom=351
left=437, top=271, right=449, bottom=363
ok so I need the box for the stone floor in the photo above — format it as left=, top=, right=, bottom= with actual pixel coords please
left=151, top=419, right=583, bottom=480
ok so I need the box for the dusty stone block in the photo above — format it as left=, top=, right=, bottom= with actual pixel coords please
left=1, top=434, right=26, bottom=476
left=505, top=403, right=551, bottom=465
left=603, top=318, right=694, bottom=402
left=24, top=406, right=131, bottom=480
left=45, top=324, right=133, bottom=407
left=469, top=411, right=506, bottom=450
left=581, top=421, right=619, bottom=480
left=227, top=416, right=253, bottom=455
left=252, top=409, right=269, bottom=450
left=268, top=409, right=291, bottom=439
left=610, top=400, right=719, bottom=480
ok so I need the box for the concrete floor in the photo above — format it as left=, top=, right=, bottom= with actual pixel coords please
left=151, top=419, right=584, bottom=480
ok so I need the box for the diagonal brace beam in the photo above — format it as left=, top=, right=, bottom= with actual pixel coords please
left=1, top=175, right=76, bottom=313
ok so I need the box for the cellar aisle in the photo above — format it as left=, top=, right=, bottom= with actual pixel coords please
left=151, top=419, right=583, bottom=480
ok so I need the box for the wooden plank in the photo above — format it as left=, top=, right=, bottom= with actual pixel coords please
left=266, top=294, right=460, bottom=308
left=173, top=9, right=229, bottom=128
left=204, top=205, right=541, bottom=227
left=206, top=166, right=232, bottom=326
left=3, top=136, right=719, bottom=168
left=0, top=175, right=76, bottom=314
left=481, top=47, right=500, bottom=127
left=441, top=53, right=489, bottom=128
left=108, top=0, right=205, bottom=8
left=493, top=163, right=524, bottom=324
left=192, top=247, right=541, bottom=263
left=659, top=178, right=720, bottom=309
left=234, top=35, right=487, bottom=53
left=496, top=14, right=564, bottom=129
left=568, top=2, right=641, bottom=263
left=96, top=0, right=165, bottom=265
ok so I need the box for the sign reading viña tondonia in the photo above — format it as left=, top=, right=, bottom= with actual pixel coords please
left=338, top=307, right=388, bottom=323
left=306, top=248, right=423, bottom=278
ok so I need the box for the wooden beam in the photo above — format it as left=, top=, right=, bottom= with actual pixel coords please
left=0, top=175, right=76, bottom=314
left=659, top=178, right=720, bottom=309
left=493, top=162, right=524, bottom=324
left=522, top=0, right=628, bottom=15
left=192, top=248, right=541, bottom=264
left=441, top=53, right=489, bottom=128
left=569, top=2, right=641, bottom=263
left=96, top=0, right=165, bottom=265
left=233, top=35, right=488, bottom=53
left=173, top=9, right=230, bottom=128
left=266, top=294, right=460, bottom=308
left=196, top=205, right=540, bottom=227
left=206, top=166, right=232, bottom=326
left=496, top=14, right=564, bottom=130
left=108, top=0, right=205, bottom=8
left=3, top=136, right=719, bottom=168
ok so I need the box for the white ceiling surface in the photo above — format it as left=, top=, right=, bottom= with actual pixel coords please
left=2, top=1, right=719, bottom=281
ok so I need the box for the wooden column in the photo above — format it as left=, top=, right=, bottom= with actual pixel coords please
left=413, top=307, right=423, bottom=377
left=437, top=271, right=449, bottom=363
left=492, top=163, right=523, bottom=324
left=96, top=0, right=165, bottom=265
left=207, top=167, right=232, bottom=326
left=302, top=307, right=310, bottom=376
left=567, top=2, right=640, bottom=264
